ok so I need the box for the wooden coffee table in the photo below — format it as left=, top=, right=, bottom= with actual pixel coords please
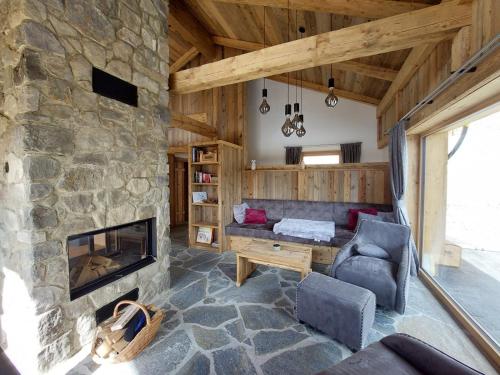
left=235, top=240, right=312, bottom=287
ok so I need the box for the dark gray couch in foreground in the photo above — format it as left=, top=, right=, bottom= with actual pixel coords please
left=330, top=220, right=411, bottom=314
left=226, top=199, right=392, bottom=249
left=317, top=333, right=484, bottom=375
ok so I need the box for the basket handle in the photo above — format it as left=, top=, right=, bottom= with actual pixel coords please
left=113, top=300, right=151, bottom=326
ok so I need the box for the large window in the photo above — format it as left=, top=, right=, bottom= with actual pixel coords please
left=420, top=107, right=500, bottom=349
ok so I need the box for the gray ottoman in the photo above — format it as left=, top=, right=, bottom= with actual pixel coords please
left=296, top=272, right=376, bottom=351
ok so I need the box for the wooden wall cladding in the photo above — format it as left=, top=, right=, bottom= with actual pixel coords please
left=378, top=40, right=453, bottom=147
left=168, top=47, right=246, bottom=149
left=242, top=164, right=391, bottom=204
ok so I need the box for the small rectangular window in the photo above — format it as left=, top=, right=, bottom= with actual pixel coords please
left=302, top=151, right=341, bottom=165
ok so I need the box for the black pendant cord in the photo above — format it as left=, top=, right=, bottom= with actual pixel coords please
left=330, top=14, right=333, bottom=79
left=287, top=0, right=290, bottom=105
left=263, top=6, right=266, bottom=90
left=295, top=10, right=298, bottom=105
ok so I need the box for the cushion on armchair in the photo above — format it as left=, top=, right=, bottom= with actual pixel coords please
left=336, top=256, right=398, bottom=309
left=355, top=243, right=391, bottom=259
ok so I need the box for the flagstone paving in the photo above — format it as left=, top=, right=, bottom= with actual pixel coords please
left=68, top=227, right=496, bottom=375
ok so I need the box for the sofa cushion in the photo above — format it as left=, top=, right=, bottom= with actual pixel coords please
left=244, top=208, right=267, bottom=224
left=334, top=227, right=355, bottom=239
left=225, top=221, right=277, bottom=240
left=347, top=208, right=378, bottom=230
left=225, top=222, right=341, bottom=247
left=336, top=255, right=398, bottom=309
left=332, top=202, right=393, bottom=226
left=243, top=199, right=284, bottom=220
left=283, top=200, right=334, bottom=221
left=233, top=202, right=249, bottom=224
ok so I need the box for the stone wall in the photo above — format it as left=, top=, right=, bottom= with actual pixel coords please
left=0, top=0, right=170, bottom=372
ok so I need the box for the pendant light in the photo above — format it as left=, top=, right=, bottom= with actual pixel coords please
left=325, top=14, right=339, bottom=109
left=291, top=11, right=300, bottom=130
left=281, top=104, right=294, bottom=137
left=259, top=6, right=270, bottom=114
left=296, top=26, right=306, bottom=137
left=281, top=1, right=294, bottom=137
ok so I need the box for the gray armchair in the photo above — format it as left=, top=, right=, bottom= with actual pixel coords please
left=330, top=219, right=411, bottom=314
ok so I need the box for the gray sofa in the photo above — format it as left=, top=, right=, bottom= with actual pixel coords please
left=225, top=199, right=392, bottom=248
left=318, top=333, right=484, bottom=375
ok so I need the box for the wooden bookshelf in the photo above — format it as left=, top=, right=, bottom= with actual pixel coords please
left=188, top=140, right=242, bottom=252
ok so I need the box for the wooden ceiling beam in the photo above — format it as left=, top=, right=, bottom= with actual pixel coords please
left=210, top=0, right=430, bottom=19
left=213, top=36, right=399, bottom=81
left=170, top=111, right=217, bottom=138
left=170, top=47, right=199, bottom=74
left=169, top=0, right=216, bottom=60
left=170, top=2, right=471, bottom=94
left=269, top=75, right=380, bottom=105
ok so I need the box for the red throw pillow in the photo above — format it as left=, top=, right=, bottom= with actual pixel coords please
left=347, top=208, right=378, bottom=230
left=244, top=208, right=267, bottom=224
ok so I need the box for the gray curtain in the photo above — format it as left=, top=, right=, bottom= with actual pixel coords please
left=341, top=142, right=362, bottom=163
left=285, top=146, right=302, bottom=164
left=389, top=120, right=419, bottom=275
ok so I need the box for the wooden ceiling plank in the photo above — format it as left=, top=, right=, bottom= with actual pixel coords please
left=169, top=0, right=216, bottom=59
left=170, top=2, right=471, bottom=94
left=198, top=0, right=239, bottom=39
left=170, top=111, right=217, bottom=138
left=170, top=47, right=200, bottom=73
left=210, top=0, right=430, bottom=19
left=269, top=74, right=380, bottom=105
left=213, top=36, right=398, bottom=81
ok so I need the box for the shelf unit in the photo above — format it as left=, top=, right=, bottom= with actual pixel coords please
left=188, top=140, right=242, bottom=252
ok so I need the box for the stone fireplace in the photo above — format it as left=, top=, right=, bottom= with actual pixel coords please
left=0, top=0, right=170, bottom=373
left=68, top=218, right=157, bottom=300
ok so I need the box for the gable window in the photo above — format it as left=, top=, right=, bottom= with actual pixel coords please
left=302, top=151, right=341, bottom=165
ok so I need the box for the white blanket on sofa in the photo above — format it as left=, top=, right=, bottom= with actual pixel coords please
left=273, top=218, right=335, bottom=242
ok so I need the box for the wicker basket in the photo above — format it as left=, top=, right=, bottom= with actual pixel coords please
left=91, top=300, right=164, bottom=364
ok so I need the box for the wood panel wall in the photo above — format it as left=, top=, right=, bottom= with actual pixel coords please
left=169, top=47, right=246, bottom=149
left=242, top=164, right=391, bottom=204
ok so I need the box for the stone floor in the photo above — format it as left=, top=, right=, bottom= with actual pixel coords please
left=67, top=226, right=496, bottom=375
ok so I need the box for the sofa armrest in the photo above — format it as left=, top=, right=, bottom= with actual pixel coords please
left=381, top=334, right=484, bottom=375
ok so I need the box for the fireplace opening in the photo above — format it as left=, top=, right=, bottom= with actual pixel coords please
left=67, top=218, right=156, bottom=300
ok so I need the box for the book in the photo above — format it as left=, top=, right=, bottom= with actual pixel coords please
left=202, top=173, right=211, bottom=183
left=111, top=304, right=140, bottom=331
left=192, top=191, right=208, bottom=203
left=196, top=227, right=213, bottom=244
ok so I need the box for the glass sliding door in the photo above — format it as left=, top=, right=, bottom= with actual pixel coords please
left=421, top=106, right=500, bottom=349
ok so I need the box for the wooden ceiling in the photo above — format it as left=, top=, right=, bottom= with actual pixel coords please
left=169, top=0, right=441, bottom=103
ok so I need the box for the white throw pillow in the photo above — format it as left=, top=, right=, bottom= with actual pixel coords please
left=233, top=202, right=249, bottom=224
